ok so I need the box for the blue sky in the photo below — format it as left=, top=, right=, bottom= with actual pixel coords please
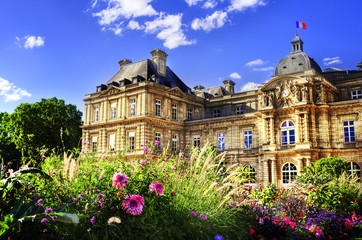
left=0, top=0, right=361, bottom=114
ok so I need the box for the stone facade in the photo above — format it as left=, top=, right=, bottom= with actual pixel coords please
left=82, top=36, right=362, bottom=187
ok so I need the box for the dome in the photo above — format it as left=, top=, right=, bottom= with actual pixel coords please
left=275, top=35, right=322, bottom=76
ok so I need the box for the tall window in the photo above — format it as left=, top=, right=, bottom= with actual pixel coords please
left=187, top=108, right=193, bottom=121
left=351, top=90, right=362, bottom=99
left=156, top=99, right=162, bottom=117
left=217, top=133, right=225, bottom=150
left=155, top=132, right=161, bottom=149
left=282, top=163, right=297, bottom=184
left=92, top=136, right=98, bottom=152
left=193, top=135, right=200, bottom=147
left=349, top=162, right=361, bottom=178
left=213, top=109, right=220, bottom=118
left=281, top=120, right=295, bottom=145
left=244, top=165, right=256, bottom=184
left=130, top=99, right=136, bottom=116
left=94, top=107, right=99, bottom=122
left=236, top=106, right=244, bottom=115
left=172, top=135, right=177, bottom=152
left=111, top=103, right=117, bottom=120
left=129, top=132, right=135, bottom=150
left=244, top=130, right=252, bottom=149
left=344, top=121, right=355, bottom=142
left=109, top=134, right=115, bottom=151
left=172, top=104, right=177, bottom=120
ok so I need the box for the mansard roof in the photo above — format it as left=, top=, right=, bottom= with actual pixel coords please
left=104, top=59, right=192, bottom=93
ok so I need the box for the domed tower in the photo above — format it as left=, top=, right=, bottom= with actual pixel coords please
left=275, top=34, right=322, bottom=76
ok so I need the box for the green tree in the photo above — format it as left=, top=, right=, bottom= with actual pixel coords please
left=313, top=157, right=349, bottom=178
left=0, top=112, right=21, bottom=164
left=6, top=97, right=82, bottom=165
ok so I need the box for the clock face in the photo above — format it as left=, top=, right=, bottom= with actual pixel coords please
left=282, top=89, right=289, bottom=97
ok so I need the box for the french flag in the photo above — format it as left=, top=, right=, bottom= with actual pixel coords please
left=296, top=21, right=306, bottom=29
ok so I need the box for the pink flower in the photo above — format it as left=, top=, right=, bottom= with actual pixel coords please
left=130, top=195, right=145, bottom=205
left=191, top=211, right=197, bottom=216
left=90, top=216, right=96, bottom=224
left=37, top=199, right=43, bottom=206
left=40, top=149, right=47, bottom=153
left=45, top=208, right=53, bottom=213
left=82, top=141, right=89, bottom=144
left=112, top=173, right=128, bottom=190
left=144, top=148, right=150, bottom=153
left=155, top=140, right=160, bottom=145
left=149, top=182, right=164, bottom=195
left=122, top=195, right=143, bottom=215
left=215, top=183, right=219, bottom=187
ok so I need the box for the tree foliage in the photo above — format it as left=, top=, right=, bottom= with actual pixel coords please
left=2, top=97, right=82, bottom=165
left=313, top=157, right=349, bottom=178
left=0, top=113, right=21, bottom=164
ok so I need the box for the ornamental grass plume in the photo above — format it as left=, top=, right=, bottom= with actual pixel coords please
left=149, top=182, right=164, bottom=195
left=122, top=195, right=143, bottom=215
left=112, top=172, right=128, bottom=190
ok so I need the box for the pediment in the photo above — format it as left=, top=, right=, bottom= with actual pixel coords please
left=167, top=87, right=187, bottom=98
left=260, top=75, right=306, bottom=92
left=98, top=86, right=122, bottom=96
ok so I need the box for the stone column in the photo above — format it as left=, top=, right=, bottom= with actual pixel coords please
left=271, top=159, right=277, bottom=185
left=117, top=98, right=122, bottom=118
left=297, top=158, right=303, bottom=175
left=121, top=97, right=126, bottom=118
left=263, top=159, right=269, bottom=186
left=142, top=92, right=146, bottom=116
left=270, top=117, right=275, bottom=145
left=137, top=94, right=142, bottom=116
left=120, top=127, right=125, bottom=150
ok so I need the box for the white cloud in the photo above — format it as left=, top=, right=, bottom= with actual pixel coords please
left=128, top=20, right=141, bottom=30
left=240, top=81, right=261, bottom=92
left=93, top=0, right=157, bottom=25
left=91, top=0, right=98, bottom=8
left=191, top=11, right=228, bottom=32
left=185, top=0, right=203, bottom=6
left=230, top=72, right=241, bottom=79
left=323, top=56, right=342, bottom=66
left=252, top=66, right=274, bottom=71
left=0, top=77, right=31, bottom=102
left=227, top=0, right=266, bottom=12
left=245, top=59, right=265, bottom=67
left=24, top=36, right=45, bottom=49
left=144, top=13, right=196, bottom=49
left=203, top=0, right=218, bottom=8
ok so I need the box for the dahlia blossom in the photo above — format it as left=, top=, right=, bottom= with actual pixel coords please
left=122, top=195, right=143, bottom=215
left=112, top=172, right=128, bottom=190
left=149, top=182, right=164, bottom=195
left=130, top=195, right=145, bottom=205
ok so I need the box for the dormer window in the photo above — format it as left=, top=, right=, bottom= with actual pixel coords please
left=352, top=89, right=362, bottom=99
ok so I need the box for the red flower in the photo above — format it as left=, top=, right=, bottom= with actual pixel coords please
left=248, top=228, right=256, bottom=235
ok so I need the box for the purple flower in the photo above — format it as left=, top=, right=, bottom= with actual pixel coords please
left=191, top=212, right=197, bottom=216
left=90, top=216, right=96, bottom=224
left=97, top=193, right=106, bottom=199
left=52, top=216, right=58, bottom=221
left=215, top=235, right=223, bottom=240
left=45, top=208, right=53, bottom=213
left=201, top=214, right=207, bottom=220
left=130, top=195, right=145, bottom=205
left=149, top=182, right=164, bottom=195
left=41, top=218, right=49, bottom=223
left=43, top=229, right=47, bottom=233
left=79, top=193, right=85, bottom=198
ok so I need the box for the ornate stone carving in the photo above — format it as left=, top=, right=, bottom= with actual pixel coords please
left=263, top=92, right=274, bottom=107
left=275, top=79, right=297, bottom=108
left=314, top=85, right=324, bottom=103
left=301, top=85, right=309, bottom=102
left=108, top=89, right=121, bottom=95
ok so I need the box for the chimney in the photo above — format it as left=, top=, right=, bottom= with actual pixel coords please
left=357, top=61, right=362, bottom=71
left=151, top=49, right=168, bottom=76
left=223, top=79, right=235, bottom=94
left=118, top=58, right=132, bottom=69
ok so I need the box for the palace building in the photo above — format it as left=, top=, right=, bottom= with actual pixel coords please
left=82, top=35, right=362, bottom=187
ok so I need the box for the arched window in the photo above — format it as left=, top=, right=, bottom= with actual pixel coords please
left=349, top=162, right=361, bottom=178
left=282, top=163, right=297, bottom=184
left=244, top=165, right=256, bottom=184
left=281, top=120, right=295, bottom=145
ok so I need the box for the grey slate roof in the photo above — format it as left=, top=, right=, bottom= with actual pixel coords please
left=275, top=51, right=322, bottom=75
left=104, top=59, right=192, bottom=93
